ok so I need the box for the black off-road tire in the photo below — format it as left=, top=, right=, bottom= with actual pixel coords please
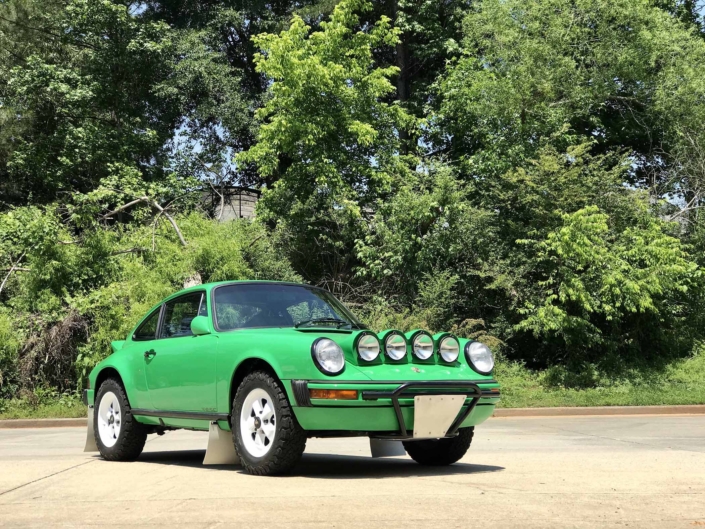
left=232, top=371, right=307, bottom=475
left=403, top=427, right=474, bottom=466
left=94, top=378, right=148, bottom=461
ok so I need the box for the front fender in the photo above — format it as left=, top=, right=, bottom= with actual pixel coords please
left=88, top=348, right=150, bottom=409
left=215, top=345, right=371, bottom=415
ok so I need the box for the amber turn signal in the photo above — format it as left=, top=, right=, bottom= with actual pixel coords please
left=309, top=389, right=359, bottom=400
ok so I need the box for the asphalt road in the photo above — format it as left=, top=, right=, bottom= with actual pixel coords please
left=0, top=415, right=703, bottom=528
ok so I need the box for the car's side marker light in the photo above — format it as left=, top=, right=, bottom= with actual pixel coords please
left=309, top=389, right=359, bottom=400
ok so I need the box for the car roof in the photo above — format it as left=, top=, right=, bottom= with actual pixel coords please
left=164, top=280, right=315, bottom=301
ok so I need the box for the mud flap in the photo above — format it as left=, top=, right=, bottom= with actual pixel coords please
left=203, top=422, right=240, bottom=465
left=83, top=407, right=99, bottom=453
left=370, top=438, right=406, bottom=458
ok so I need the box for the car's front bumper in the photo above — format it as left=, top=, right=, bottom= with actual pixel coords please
left=288, top=379, right=500, bottom=438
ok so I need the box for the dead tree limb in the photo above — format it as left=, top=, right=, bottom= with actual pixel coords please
left=195, top=157, right=227, bottom=221
left=209, top=181, right=225, bottom=221
left=249, top=235, right=264, bottom=247
left=150, top=202, right=187, bottom=247
left=111, top=248, right=148, bottom=256
left=101, top=196, right=188, bottom=247
left=152, top=211, right=163, bottom=252
left=0, top=252, right=27, bottom=296
left=101, top=197, right=147, bottom=220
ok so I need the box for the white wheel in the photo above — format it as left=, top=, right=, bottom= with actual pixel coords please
left=240, top=388, right=277, bottom=458
left=97, top=391, right=121, bottom=448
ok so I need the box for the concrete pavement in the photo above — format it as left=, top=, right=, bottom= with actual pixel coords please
left=0, top=415, right=703, bottom=528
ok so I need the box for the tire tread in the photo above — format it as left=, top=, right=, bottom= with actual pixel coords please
left=94, top=378, right=147, bottom=462
left=232, top=371, right=307, bottom=475
left=402, top=427, right=474, bottom=466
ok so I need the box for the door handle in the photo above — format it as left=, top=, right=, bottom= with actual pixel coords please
left=144, top=349, right=156, bottom=359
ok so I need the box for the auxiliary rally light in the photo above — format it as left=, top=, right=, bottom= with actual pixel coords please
left=309, top=389, right=359, bottom=400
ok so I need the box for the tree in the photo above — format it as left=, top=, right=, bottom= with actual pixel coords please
left=517, top=205, right=700, bottom=368
left=238, top=0, right=413, bottom=284
left=434, top=0, right=705, bottom=189
left=0, top=0, right=181, bottom=206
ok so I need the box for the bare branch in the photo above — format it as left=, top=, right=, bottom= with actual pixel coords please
left=209, top=181, right=225, bottom=221
left=100, top=196, right=187, bottom=247
left=150, top=201, right=188, bottom=247
left=111, top=248, right=148, bottom=256
left=249, top=234, right=264, bottom=247
left=0, top=252, right=27, bottom=296
left=152, top=212, right=163, bottom=252
left=101, top=197, right=148, bottom=219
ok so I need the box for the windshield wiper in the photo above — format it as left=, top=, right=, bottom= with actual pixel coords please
left=295, top=318, right=350, bottom=329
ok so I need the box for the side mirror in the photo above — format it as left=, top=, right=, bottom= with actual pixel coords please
left=190, top=316, right=211, bottom=336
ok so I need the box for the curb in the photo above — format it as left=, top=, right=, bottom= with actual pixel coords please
left=493, top=405, right=705, bottom=418
left=0, top=418, right=86, bottom=429
left=2, top=405, right=705, bottom=428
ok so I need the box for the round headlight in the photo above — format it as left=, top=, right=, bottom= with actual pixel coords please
left=465, top=341, right=494, bottom=374
left=439, top=335, right=460, bottom=362
left=356, top=332, right=380, bottom=361
left=412, top=332, right=434, bottom=360
left=384, top=332, right=407, bottom=361
left=311, top=338, right=345, bottom=375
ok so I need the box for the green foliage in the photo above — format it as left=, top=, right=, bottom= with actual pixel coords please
left=517, top=205, right=700, bottom=364
left=0, top=0, right=181, bottom=204
left=0, top=309, right=22, bottom=397
left=3, top=0, right=705, bottom=413
left=239, top=0, right=415, bottom=282
left=495, top=346, right=705, bottom=406
left=0, top=206, right=300, bottom=394
left=436, top=0, right=705, bottom=185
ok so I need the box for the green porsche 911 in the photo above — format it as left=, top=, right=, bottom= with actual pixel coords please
left=83, top=281, right=500, bottom=475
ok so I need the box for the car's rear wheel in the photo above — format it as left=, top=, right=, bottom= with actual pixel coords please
left=403, top=427, right=474, bottom=466
left=94, top=378, right=147, bottom=461
left=232, top=371, right=306, bottom=475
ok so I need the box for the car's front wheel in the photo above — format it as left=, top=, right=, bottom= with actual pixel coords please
left=403, top=427, right=474, bottom=466
left=94, top=378, right=148, bottom=461
left=232, top=371, right=307, bottom=475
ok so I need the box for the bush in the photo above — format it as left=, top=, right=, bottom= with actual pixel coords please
left=0, top=309, right=22, bottom=399
left=0, top=209, right=301, bottom=395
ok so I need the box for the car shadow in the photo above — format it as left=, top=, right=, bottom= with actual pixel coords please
left=291, top=453, right=504, bottom=479
left=136, top=449, right=504, bottom=478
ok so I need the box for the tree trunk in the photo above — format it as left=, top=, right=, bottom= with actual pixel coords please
left=392, top=0, right=411, bottom=153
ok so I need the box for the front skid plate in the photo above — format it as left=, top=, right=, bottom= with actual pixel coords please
left=412, top=395, right=465, bottom=439
left=370, top=438, right=406, bottom=457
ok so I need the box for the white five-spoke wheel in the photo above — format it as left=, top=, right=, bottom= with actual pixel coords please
left=97, top=391, right=121, bottom=448
left=240, top=388, right=277, bottom=457
left=232, top=371, right=306, bottom=475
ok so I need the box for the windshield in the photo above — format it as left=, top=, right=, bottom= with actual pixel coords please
left=213, top=283, right=364, bottom=330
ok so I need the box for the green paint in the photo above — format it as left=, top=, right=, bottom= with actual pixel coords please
left=88, top=281, right=499, bottom=435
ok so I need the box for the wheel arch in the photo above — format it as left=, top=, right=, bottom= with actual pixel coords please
left=93, top=366, right=140, bottom=410
left=228, top=358, right=281, bottom=414
left=95, top=366, right=124, bottom=393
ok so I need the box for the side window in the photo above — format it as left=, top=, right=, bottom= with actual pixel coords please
left=160, top=293, right=202, bottom=339
left=133, top=308, right=161, bottom=341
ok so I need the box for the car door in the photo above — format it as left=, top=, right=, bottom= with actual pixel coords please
left=144, top=291, right=218, bottom=412
left=124, top=305, right=163, bottom=409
